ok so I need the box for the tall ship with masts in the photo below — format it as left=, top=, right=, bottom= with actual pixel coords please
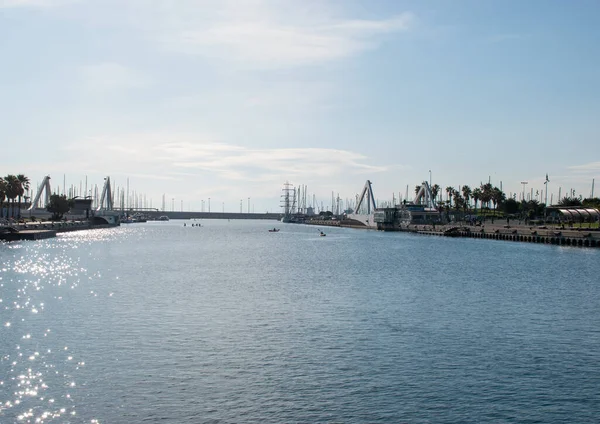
left=280, top=181, right=297, bottom=223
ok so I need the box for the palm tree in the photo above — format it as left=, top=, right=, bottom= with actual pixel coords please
left=461, top=185, right=472, bottom=211
left=0, top=179, right=6, bottom=218
left=431, top=184, right=440, bottom=203
left=3, top=175, right=20, bottom=218
left=445, top=186, right=454, bottom=206
left=491, top=186, right=506, bottom=217
left=479, top=183, right=493, bottom=209
left=16, top=174, right=30, bottom=214
left=558, top=197, right=582, bottom=207
left=472, top=187, right=482, bottom=216
left=453, top=191, right=464, bottom=212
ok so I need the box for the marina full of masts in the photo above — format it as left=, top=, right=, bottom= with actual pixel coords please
left=1, top=173, right=598, bottom=222
left=280, top=181, right=350, bottom=221
left=0, top=175, right=156, bottom=214
left=278, top=178, right=600, bottom=226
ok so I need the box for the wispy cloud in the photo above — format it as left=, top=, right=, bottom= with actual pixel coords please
left=62, top=133, right=388, bottom=183
left=568, top=162, right=600, bottom=173
left=24, top=0, right=414, bottom=69
left=171, top=147, right=385, bottom=179
left=165, top=12, right=414, bottom=68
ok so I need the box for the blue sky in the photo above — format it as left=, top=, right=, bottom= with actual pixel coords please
left=1, top=0, right=599, bottom=212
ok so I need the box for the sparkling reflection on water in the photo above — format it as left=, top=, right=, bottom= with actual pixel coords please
left=1, top=221, right=600, bottom=423
left=1, top=229, right=118, bottom=423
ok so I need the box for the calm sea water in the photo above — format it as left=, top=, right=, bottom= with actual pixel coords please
left=1, top=220, right=599, bottom=423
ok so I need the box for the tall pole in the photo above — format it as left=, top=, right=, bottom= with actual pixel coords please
left=592, top=179, right=595, bottom=198
left=208, top=197, right=211, bottom=213
left=247, top=197, right=250, bottom=213
left=544, top=180, right=549, bottom=222
left=521, top=181, right=528, bottom=202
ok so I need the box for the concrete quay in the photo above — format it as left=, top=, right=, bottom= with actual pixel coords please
left=306, top=219, right=369, bottom=230
left=0, top=229, right=57, bottom=241
left=0, top=220, right=111, bottom=242
left=305, top=218, right=599, bottom=248
left=416, top=223, right=600, bottom=248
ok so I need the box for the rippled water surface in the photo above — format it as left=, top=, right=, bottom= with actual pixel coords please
left=1, top=220, right=600, bottom=423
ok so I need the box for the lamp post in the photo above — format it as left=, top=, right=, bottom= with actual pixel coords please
left=520, top=181, right=528, bottom=202
left=544, top=181, right=549, bottom=222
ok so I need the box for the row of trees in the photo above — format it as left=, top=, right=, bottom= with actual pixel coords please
left=419, top=182, right=506, bottom=215
left=1, top=174, right=77, bottom=221
left=419, top=182, right=600, bottom=220
left=558, top=196, right=600, bottom=208
left=0, top=174, right=31, bottom=218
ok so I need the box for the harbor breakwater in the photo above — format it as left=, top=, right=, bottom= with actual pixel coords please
left=133, top=211, right=281, bottom=220
left=428, top=226, right=600, bottom=247
left=421, top=224, right=600, bottom=248
left=0, top=220, right=115, bottom=241
left=306, top=219, right=600, bottom=248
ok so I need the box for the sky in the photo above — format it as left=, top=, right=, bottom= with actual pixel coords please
left=1, top=0, right=599, bottom=212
